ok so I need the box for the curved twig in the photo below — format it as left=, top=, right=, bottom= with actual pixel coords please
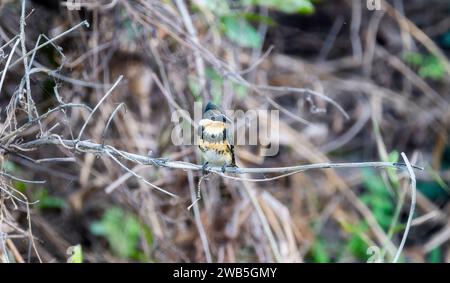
left=18, top=137, right=423, bottom=177
left=101, top=103, right=127, bottom=146
left=393, top=152, right=417, bottom=263
left=0, top=171, right=45, bottom=184
left=76, top=75, right=123, bottom=141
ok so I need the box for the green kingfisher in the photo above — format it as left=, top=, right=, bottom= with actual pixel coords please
left=197, top=102, right=236, bottom=173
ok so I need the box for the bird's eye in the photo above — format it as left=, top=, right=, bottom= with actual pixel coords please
left=210, top=116, right=215, bottom=121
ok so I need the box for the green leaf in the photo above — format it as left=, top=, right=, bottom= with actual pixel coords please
left=187, top=76, right=202, bottom=101
left=13, top=181, right=27, bottom=193
left=234, top=83, right=248, bottom=98
left=385, top=150, right=400, bottom=188
left=202, top=0, right=231, bottom=16
left=33, top=189, right=67, bottom=210
left=68, top=245, right=83, bottom=263
left=427, top=248, right=442, bottom=263
left=404, top=52, right=423, bottom=66
left=403, top=52, right=445, bottom=80
left=90, top=207, right=152, bottom=260
left=309, top=239, right=330, bottom=263
left=3, top=161, right=18, bottom=172
left=388, top=150, right=399, bottom=163
left=221, top=15, right=262, bottom=49
left=361, top=169, right=394, bottom=230
left=205, top=67, right=224, bottom=104
left=39, top=196, right=67, bottom=210
left=239, top=12, right=275, bottom=26
left=345, top=222, right=369, bottom=261
left=418, top=60, right=445, bottom=80
left=244, top=0, right=315, bottom=14
left=362, top=169, right=387, bottom=194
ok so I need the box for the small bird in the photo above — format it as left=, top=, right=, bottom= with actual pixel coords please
left=197, top=102, right=236, bottom=173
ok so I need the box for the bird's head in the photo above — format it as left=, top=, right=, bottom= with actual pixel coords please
left=203, top=102, right=232, bottom=123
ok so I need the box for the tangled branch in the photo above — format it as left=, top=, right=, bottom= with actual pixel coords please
left=15, top=137, right=423, bottom=197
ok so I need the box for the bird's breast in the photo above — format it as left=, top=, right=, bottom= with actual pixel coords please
left=198, top=139, right=233, bottom=165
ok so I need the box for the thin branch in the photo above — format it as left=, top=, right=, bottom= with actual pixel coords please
left=187, top=173, right=210, bottom=210
left=175, top=0, right=206, bottom=99
left=101, top=103, right=126, bottom=146
left=0, top=171, right=45, bottom=184
left=393, top=152, right=417, bottom=263
left=186, top=165, right=212, bottom=263
left=105, top=150, right=177, bottom=198
left=18, top=137, right=423, bottom=175
left=0, top=20, right=90, bottom=77
left=76, top=75, right=123, bottom=141
left=0, top=39, right=20, bottom=95
left=20, top=0, right=33, bottom=121
left=35, top=157, right=76, bottom=163
left=242, top=180, right=282, bottom=262
left=0, top=103, right=92, bottom=143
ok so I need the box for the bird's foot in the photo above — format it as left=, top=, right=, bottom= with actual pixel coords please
left=201, top=162, right=210, bottom=175
left=221, top=164, right=237, bottom=173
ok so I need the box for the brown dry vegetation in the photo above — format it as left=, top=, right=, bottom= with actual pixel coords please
left=0, top=0, right=449, bottom=263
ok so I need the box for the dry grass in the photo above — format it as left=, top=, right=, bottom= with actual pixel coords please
left=0, top=0, right=448, bottom=263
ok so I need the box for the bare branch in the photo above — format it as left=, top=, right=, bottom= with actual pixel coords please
left=17, top=137, right=423, bottom=176
left=76, top=75, right=123, bottom=141
left=101, top=103, right=126, bottom=146
left=0, top=39, right=20, bottom=95
left=0, top=171, right=45, bottom=184
left=393, top=152, right=417, bottom=263
left=0, top=20, right=89, bottom=77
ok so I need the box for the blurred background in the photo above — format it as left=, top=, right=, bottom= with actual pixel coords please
left=0, top=0, right=449, bottom=263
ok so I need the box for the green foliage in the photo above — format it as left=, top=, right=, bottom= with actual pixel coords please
left=221, top=15, right=262, bottom=49
left=417, top=148, right=450, bottom=201
left=384, top=150, right=400, bottom=189
left=404, top=52, right=445, bottom=80
left=206, top=67, right=226, bottom=104
left=201, top=0, right=231, bottom=15
left=239, top=12, right=275, bottom=25
left=68, top=245, right=83, bottom=263
left=5, top=162, right=27, bottom=193
left=198, top=0, right=315, bottom=49
left=427, top=248, right=442, bottom=263
left=417, top=167, right=450, bottom=201
left=343, top=222, right=370, bottom=261
left=441, top=32, right=450, bottom=48
left=33, top=188, right=67, bottom=210
left=308, top=238, right=330, bottom=263
left=3, top=160, right=18, bottom=173
left=187, top=76, right=202, bottom=101
left=189, top=67, right=248, bottom=103
left=243, top=0, right=315, bottom=14
left=6, top=161, right=66, bottom=210
left=361, top=169, right=394, bottom=230
left=13, top=181, right=27, bottom=193
left=90, top=207, right=153, bottom=260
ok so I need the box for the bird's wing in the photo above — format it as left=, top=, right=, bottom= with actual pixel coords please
left=197, top=125, right=204, bottom=139
left=224, top=126, right=233, bottom=145
left=224, top=127, right=236, bottom=166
